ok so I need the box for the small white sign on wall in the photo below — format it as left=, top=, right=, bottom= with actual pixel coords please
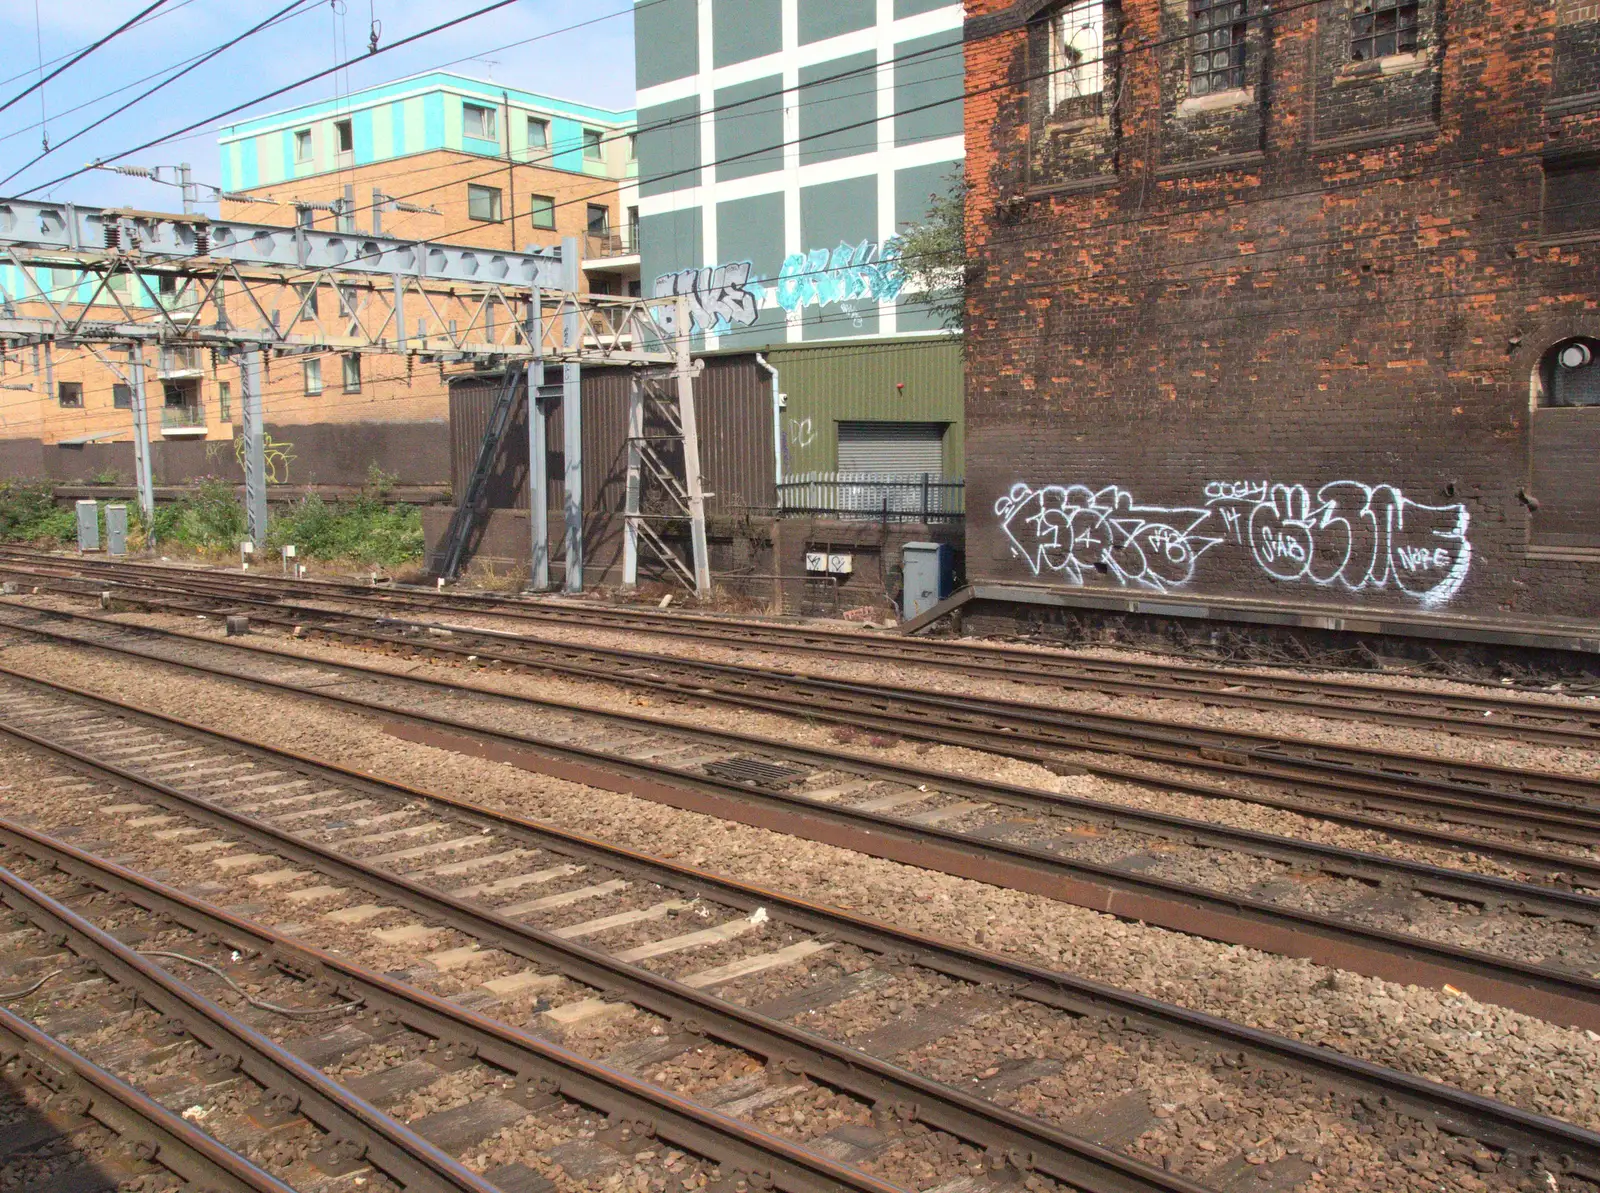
left=805, top=552, right=828, bottom=573
left=828, top=553, right=853, bottom=575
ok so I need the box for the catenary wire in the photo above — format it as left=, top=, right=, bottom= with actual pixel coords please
left=0, top=1, right=319, bottom=189
left=0, top=1, right=171, bottom=121
left=0, top=0, right=198, bottom=91
left=0, top=3, right=321, bottom=151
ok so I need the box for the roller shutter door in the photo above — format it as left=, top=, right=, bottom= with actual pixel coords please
left=836, top=421, right=945, bottom=476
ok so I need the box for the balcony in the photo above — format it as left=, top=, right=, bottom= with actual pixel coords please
left=160, top=404, right=207, bottom=437
left=157, top=346, right=204, bottom=379
left=583, top=227, right=640, bottom=277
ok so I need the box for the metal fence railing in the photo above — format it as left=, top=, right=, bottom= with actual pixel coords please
left=777, top=472, right=964, bottom=522
left=160, top=404, right=205, bottom=430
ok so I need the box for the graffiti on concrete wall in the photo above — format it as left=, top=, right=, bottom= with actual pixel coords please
left=234, top=432, right=297, bottom=485
left=773, top=239, right=905, bottom=314
left=995, top=479, right=1472, bottom=607
left=651, top=237, right=907, bottom=334
left=653, top=261, right=761, bottom=336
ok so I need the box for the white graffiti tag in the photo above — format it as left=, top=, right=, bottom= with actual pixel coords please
left=653, top=261, right=761, bottom=334
left=1207, top=481, right=1472, bottom=607
left=998, top=479, right=1472, bottom=607
left=993, top=484, right=1222, bottom=594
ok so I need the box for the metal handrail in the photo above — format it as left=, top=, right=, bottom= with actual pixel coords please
left=778, top=471, right=965, bottom=521
left=159, top=404, right=205, bottom=429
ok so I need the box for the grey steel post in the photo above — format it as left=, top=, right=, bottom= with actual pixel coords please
left=372, top=188, right=385, bottom=235
left=392, top=273, right=406, bottom=351
left=127, top=347, right=155, bottom=533
left=560, top=236, right=583, bottom=593
left=675, top=294, right=712, bottom=597
left=178, top=163, right=196, bottom=214
left=239, top=349, right=269, bottom=545
left=529, top=286, right=549, bottom=591
left=621, top=371, right=642, bottom=589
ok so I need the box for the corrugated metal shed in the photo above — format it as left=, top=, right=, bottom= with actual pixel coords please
left=447, top=356, right=775, bottom=576
left=764, top=336, right=963, bottom=477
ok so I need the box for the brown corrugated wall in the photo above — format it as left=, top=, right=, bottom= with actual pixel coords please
left=444, top=356, right=773, bottom=580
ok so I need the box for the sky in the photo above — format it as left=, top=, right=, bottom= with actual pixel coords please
left=0, top=0, right=637, bottom=210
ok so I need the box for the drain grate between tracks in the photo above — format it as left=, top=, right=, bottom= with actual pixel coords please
left=701, top=754, right=813, bottom=789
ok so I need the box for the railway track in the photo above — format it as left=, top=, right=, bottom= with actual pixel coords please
left=1, top=676, right=1598, bottom=1193
left=0, top=999, right=301, bottom=1193
left=0, top=842, right=913, bottom=1193
left=8, top=576, right=1600, bottom=848
left=0, top=613, right=1595, bottom=1032
left=5, top=547, right=1598, bottom=747
left=0, top=860, right=504, bottom=1193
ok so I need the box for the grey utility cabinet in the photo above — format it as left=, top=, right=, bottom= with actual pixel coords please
left=74, top=500, right=99, bottom=552
left=902, top=541, right=956, bottom=620
left=105, top=505, right=128, bottom=555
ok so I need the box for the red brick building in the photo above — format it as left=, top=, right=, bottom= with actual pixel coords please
left=962, top=0, right=1600, bottom=626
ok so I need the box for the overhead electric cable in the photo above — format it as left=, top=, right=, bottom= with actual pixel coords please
left=0, top=1, right=171, bottom=120
left=15, top=0, right=558, bottom=196
left=0, top=0, right=316, bottom=188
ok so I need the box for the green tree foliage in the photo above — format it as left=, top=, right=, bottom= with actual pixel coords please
left=895, top=165, right=969, bottom=332
left=0, top=480, right=76, bottom=543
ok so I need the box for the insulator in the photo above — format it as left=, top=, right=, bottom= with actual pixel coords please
left=103, top=222, right=120, bottom=250
left=195, top=227, right=209, bottom=256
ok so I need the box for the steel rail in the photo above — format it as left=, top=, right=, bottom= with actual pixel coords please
left=10, top=549, right=1597, bottom=748
left=8, top=791, right=1600, bottom=1187
left=0, top=845, right=916, bottom=1193
left=0, top=1003, right=301, bottom=1193
left=0, top=863, right=507, bottom=1193
left=4, top=600, right=1595, bottom=873
left=54, top=591, right=1600, bottom=843
left=0, top=622, right=1596, bottom=1032
left=22, top=575, right=1600, bottom=823
left=0, top=760, right=1211, bottom=1193
left=4, top=658, right=1596, bottom=916
left=6, top=547, right=1598, bottom=742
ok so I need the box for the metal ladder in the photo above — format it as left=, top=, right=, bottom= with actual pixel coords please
left=439, top=363, right=526, bottom=580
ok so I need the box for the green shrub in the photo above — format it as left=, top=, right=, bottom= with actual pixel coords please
left=0, top=480, right=77, bottom=543
left=141, top=478, right=246, bottom=555
left=270, top=493, right=423, bottom=568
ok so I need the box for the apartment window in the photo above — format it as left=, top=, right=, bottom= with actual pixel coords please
left=58, top=381, right=83, bottom=408
left=583, top=128, right=603, bottom=160
left=626, top=205, right=639, bottom=251
left=342, top=354, right=361, bottom=393
left=1350, top=0, right=1417, bottom=61
left=296, top=205, right=315, bottom=229
left=587, top=204, right=610, bottom=235
left=627, top=133, right=637, bottom=161
left=527, top=117, right=549, bottom=151
left=1189, top=0, right=1248, bottom=96
left=334, top=118, right=354, bottom=153
left=304, top=358, right=323, bottom=396
left=295, top=282, right=319, bottom=317
left=1049, top=1, right=1106, bottom=109
left=529, top=194, right=556, bottom=229
left=158, top=273, right=178, bottom=296
left=467, top=184, right=502, bottom=222
left=294, top=128, right=312, bottom=162
left=113, top=383, right=132, bottom=410
left=217, top=381, right=231, bottom=421
left=464, top=103, right=497, bottom=141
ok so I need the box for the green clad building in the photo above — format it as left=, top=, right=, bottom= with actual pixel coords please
left=633, top=0, right=966, bottom=527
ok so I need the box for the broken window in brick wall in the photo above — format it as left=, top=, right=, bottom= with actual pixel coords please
left=1190, top=0, right=1248, bottom=96
left=1050, top=0, right=1106, bottom=111
left=1350, top=0, right=1418, bottom=61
